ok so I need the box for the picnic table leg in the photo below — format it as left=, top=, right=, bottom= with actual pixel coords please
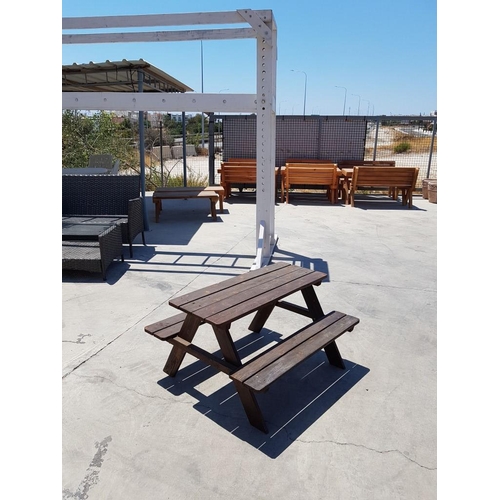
left=163, top=315, right=202, bottom=376
left=300, top=286, right=325, bottom=320
left=324, top=341, right=346, bottom=369
left=210, top=199, right=217, bottom=220
left=212, top=325, right=242, bottom=367
left=233, top=380, right=268, bottom=433
left=248, top=303, right=276, bottom=332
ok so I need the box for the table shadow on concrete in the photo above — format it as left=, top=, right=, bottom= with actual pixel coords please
left=345, top=195, right=427, bottom=211
left=156, top=329, right=368, bottom=459
left=271, top=248, right=330, bottom=281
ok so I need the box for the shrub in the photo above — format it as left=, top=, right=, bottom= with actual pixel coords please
left=394, top=141, right=411, bottom=153
left=145, top=167, right=208, bottom=190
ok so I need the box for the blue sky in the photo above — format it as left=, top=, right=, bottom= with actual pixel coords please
left=62, top=0, right=437, bottom=116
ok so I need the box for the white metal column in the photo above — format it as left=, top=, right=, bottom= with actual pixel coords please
left=252, top=27, right=277, bottom=268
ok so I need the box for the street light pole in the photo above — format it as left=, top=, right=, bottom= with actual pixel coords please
left=291, top=69, right=307, bottom=116
left=352, top=94, right=361, bottom=115
left=335, top=86, right=347, bottom=115
left=200, top=41, right=205, bottom=149
left=361, top=99, right=370, bottom=116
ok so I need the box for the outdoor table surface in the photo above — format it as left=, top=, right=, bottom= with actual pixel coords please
left=62, top=220, right=117, bottom=241
left=164, top=262, right=328, bottom=375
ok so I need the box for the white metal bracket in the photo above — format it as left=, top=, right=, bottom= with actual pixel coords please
left=237, top=9, right=272, bottom=42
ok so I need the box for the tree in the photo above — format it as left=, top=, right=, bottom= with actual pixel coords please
left=162, top=114, right=183, bottom=136
left=62, top=110, right=137, bottom=169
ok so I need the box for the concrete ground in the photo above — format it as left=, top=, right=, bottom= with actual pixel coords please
left=62, top=189, right=437, bottom=500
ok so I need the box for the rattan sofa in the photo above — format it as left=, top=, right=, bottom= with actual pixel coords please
left=62, top=174, right=146, bottom=257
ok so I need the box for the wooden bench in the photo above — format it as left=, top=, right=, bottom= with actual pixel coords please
left=219, top=162, right=280, bottom=200
left=281, top=163, right=340, bottom=204
left=152, top=187, right=223, bottom=222
left=230, top=311, right=359, bottom=432
left=338, top=161, right=396, bottom=200
left=349, top=166, right=419, bottom=208
left=145, top=309, right=359, bottom=433
left=219, top=161, right=257, bottom=198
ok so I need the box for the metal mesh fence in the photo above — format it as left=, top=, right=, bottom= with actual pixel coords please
left=141, top=114, right=437, bottom=190
left=220, top=115, right=437, bottom=187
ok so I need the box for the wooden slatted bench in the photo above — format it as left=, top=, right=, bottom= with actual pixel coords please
left=219, top=162, right=279, bottom=200
left=338, top=161, right=396, bottom=200
left=281, top=163, right=340, bottom=204
left=152, top=187, right=224, bottom=223
left=219, top=162, right=257, bottom=198
left=230, top=310, right=359, bottom=432
left=349, top=166, right=419, bottom=208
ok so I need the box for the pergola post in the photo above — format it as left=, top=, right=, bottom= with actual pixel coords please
left=253, top=29, right=277, bottom=268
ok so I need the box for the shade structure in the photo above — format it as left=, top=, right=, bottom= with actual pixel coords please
left=62, top=9, right=278, bottom=268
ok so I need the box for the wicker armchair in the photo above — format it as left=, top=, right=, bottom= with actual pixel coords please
left=62, top=174, right=146, bottom=257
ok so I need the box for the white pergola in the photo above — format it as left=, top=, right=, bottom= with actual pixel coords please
left=62, top=9, right=278, bottom=269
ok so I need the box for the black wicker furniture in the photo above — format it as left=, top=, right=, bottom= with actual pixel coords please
left=62, top=223, right=124, bottom=280
left=62, top=174, right=146, bottom=257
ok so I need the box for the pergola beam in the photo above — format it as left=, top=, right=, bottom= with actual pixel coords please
left=62, top=10, right=274, bottom=29
left=63, top=28, right=256, bottom=45
left=62, top=92, right=258, bottom=113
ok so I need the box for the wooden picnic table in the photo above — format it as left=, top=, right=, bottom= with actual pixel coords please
left=144, top=262, right=359, bottom=432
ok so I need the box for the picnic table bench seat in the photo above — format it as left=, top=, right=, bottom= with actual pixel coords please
left=229, top=310, right=359, bottom=432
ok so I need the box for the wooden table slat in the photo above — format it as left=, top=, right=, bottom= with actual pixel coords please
left=181, top=265, right=316, bottom=315
left=205, top=271, right=326, bottom=326
left=169, top=262, right=291, bottom=308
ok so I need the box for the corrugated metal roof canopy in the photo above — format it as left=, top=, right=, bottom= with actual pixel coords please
left=62, top=59, right=193, bottom=93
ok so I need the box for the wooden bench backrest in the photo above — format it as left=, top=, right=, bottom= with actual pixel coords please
left=286, top=158, right=334, bottom=164
left=351, top=167, right=418, bottom=188
left=220, top=164, right=257, bottom=183
left=339, top=160, right=396, bottom=168
left=284, top=164, right=337, bottom=187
